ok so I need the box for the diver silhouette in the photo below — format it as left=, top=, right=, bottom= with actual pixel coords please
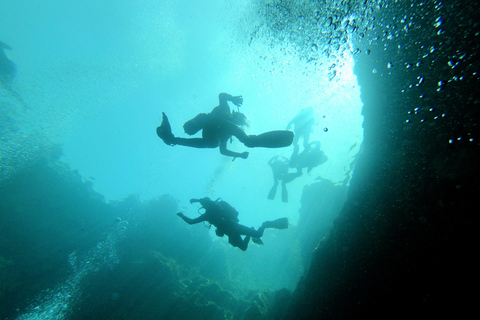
left=177, top=197, right=289, bottom=251
left=0, top=41, right=28, bottom=109
left=156, top=93, right=294, bottom=159
left=267, top=155, right=302, bottom=203
left=286, top=107, right=316, bottom=164
left=290, top=141, right=328, bottom=173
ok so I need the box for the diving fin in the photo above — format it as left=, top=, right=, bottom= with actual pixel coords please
left=246, top=130, right=294, bottom=148
left=156, top=112, right=175, bottom=145
left=267, top=182, right=278, bottom=200
left=263, top=217, right=289, bottom=230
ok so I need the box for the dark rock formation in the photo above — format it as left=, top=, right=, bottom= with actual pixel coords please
left=0, top=159, right=115, bottom=319
left=0, top=157, right=290, bottom=320
left=286, top=1, right=480, bottom=319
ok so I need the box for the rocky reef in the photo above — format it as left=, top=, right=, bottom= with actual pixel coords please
left=0, top=157, right=294, bottom=320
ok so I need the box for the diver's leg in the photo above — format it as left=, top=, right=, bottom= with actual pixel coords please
left=183, top=113, right=208, bottom=135
left=228, top=124, right=249, bottom=143
left=173, top=137, right=218, bottom=148
left=238, top=226, right=263, bottom=245
left=281, top=181, right=288, bottom=202
left=267, top=180, right=279, bottom=200
left=157, top=113, right=219, bottom=148
left=259, top=218, right=289, bottom=236
left=228, top=234, right=250, bottom=251
left=228, top=122, right=293, bottom=149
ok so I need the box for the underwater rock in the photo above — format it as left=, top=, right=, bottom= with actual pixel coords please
left=285, top=1, right=480, bottom=319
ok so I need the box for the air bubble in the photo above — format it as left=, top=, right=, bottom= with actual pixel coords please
left=324, top=127, right=328, bottom=132
left=328, top=70, right=337, bottom=81
left=448, top=60, right=458, bottom=68
left=387, top=62, right=393, bottom=68
left=417, top=76, right=424, bottom=86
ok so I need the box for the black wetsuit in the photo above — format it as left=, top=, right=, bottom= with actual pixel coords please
left=177, top=197, right=288, bottom=251
left=157, top=93, right=294, bottom=159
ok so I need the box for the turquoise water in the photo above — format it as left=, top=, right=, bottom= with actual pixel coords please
left=1, top=1, right=370, bottom=319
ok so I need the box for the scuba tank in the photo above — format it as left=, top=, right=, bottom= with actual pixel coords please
left=215, top=198, right=239, bottom=223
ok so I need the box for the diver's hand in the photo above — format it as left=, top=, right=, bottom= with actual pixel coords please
left=240, top=151, right=249, bottom=159
left=177, top=212, right=184, bottom=218
left=231, top=95, right=243, bottom=107
left=190, top=198, right=199, bottom=204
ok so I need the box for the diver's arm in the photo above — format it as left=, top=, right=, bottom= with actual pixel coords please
left=219, top=93, right=243, bottom=107
left=177, top=212, right=206, bottom=225
left=219, top=139, right=249, bottom=159
left=218, top=93, right=232, bottom=103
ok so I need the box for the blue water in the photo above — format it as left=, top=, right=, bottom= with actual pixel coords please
left=1, top=0, right=367, bottom=319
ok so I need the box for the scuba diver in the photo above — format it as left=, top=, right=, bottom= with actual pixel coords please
left=267, top=155, right=302, bottom=203
left=156, top=93, right=294, bottom=159
left=286, top=107, right=316, bottom=152
left=290, top=141, right=328, bottom=173
left=177, top=197, right=289, bottom=251
left=0, top=41, right=28, bottom=109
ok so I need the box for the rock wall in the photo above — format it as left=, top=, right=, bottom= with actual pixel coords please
left=286, top=1, right=480, bottom=318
